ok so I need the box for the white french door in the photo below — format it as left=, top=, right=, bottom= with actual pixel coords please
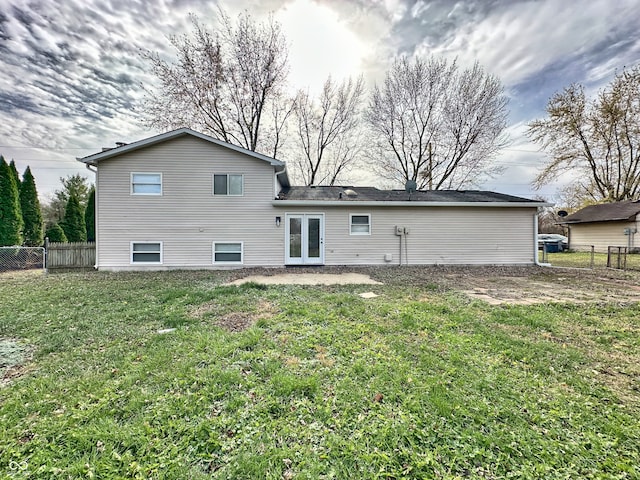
left=285, top=214, right=324, bottom=265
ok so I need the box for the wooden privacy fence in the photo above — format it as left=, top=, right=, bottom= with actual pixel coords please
left=45, top=240, right=96, bottom=271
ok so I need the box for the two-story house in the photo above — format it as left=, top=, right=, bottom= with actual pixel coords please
left=78, top=128, right=547, bottom=270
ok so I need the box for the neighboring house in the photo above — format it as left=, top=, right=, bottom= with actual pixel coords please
left=78, top=128, right=547, bottom=270
left=558, top=201, right=640, bottom=252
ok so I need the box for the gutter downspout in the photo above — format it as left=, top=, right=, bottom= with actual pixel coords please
left=534, top=209, right=550, bottom=266
left=85, top=163, right=98, bottom=269
left=275, top=165, right=287, bottom=197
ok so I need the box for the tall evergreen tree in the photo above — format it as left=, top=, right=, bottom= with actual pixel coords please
left=85, top=186, right=95, bottom=242
left=0, top=156, right=24, bottom=246
left=20, top=167, right=44, bottom=246
left=9, top=160, right=20, bottom=187
left=44, top=223, right=67, bottom=243
left=59, top=194, right=86, bottom=242
left=42, top=174, right=92, bottom=226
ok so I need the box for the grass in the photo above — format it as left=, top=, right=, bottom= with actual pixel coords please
left=1, top=269, right=639, bottom=479
left=546, top=250, right=640, bottom=270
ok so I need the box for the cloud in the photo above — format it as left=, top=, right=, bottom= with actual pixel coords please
left=0, top=0, right=190, bottom=193
left=412, top=0, right=640, bottom=88
left=1, top=0, right=639, bottom=200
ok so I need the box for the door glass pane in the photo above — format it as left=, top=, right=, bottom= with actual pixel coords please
left=308, top=218, right=320, bottom=258
left=289, top=217, right=302, bottom=258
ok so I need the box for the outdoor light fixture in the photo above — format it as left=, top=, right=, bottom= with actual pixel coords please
left=275, top=216, right=281, bottom=227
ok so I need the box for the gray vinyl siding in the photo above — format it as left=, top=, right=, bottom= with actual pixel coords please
left=96, top=135, right=283, bottom=269
left=277, top=206, right=537, bottom=265
left=95, top=134, right=537, bottom=269
left=568, top=217, right=639, bottom=252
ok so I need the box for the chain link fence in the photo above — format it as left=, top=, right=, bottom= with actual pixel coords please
left=0, top=247, right=46, bottom=274
left=543, top=244, right=640, bottom=271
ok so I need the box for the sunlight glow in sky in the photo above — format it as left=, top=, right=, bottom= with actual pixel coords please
left=276, top=0, right=368, bottom=93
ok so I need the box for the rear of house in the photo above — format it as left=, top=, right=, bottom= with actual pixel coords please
left=79, top=128, right=546, bottom=270
left=276, top=188, right=540, bottom=266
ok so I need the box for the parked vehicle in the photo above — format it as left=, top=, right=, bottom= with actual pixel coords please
left=538, top=234, right=568, bottom=252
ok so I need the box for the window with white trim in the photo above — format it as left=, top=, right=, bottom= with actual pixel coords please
left=131, top=173, right=162, bottom=195
left=213, top=242, right=243, bottom=264
left=131, top=242, right=162, bottom=264
left=213, top=174, right=243, bottom=196
left=350, top=214, right=371, bottom=235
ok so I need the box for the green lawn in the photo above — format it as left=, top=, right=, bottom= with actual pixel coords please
left=545, top=250, right=640, bottom=270
left=1, top=270, right=639, bottom=479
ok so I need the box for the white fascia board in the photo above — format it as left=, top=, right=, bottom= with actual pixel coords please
left=77, top=128, right=285, bottom=167
left=272, top=200, right=550, bottom=208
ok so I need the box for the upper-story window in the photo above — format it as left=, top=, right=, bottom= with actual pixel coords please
left=213, top=174, right=243, bottom=196
left=131, top=173, right=162, bottom=195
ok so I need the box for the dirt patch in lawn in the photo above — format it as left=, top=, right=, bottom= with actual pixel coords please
left=227, top=272, right=382, bottom=286
left=191, top=299, right=278, bottom=332
left=1, top=338, right=33, bottom=387
left=457, top=275, right=640, bottom=305
left=220, top=265, right=640, bottom=305
left=454, top=271, right=640, bottom=305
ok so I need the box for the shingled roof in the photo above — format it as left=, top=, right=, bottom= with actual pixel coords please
left=276, top=186, right=543, bottom=205
left=559, top=200, right=640, bottom=224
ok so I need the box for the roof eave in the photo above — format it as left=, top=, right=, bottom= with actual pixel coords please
left=272, top=200, right=548, bottom=208
left=559, top=215, right=637, bottom=224
left=76, top=128, right=285, bottom=167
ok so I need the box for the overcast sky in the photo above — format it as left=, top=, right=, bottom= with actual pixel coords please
left=1, top=0, right=639, bottom=201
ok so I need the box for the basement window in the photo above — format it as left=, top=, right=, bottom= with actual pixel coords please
left=213, top=242, right=243, bottom=264
left=131, top=242, right=162, bottom=264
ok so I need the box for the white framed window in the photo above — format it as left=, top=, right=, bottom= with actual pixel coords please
left=131, top=242, right=163, bottom=264
left=213, top=174, right=243, bottom=196
left=350, top=214, right=371, bottom=235
left=131, top=173, right=162, bottom=195
left=213, top=242, right=243, bottom=264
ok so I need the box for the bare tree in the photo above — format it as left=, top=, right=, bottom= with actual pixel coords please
left=141, top=10, right=291, bottom=158
left=366, top=56, right=508, bottom=189
left=533, top=196, right=565, bottom=234
left=528, top=66, right=640, bottom=202
left=291, top=76, right=365, bottom=185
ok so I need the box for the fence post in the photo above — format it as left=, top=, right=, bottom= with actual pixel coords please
left=618, top=247, right=622, bottom=269
left=44, top=237, right=49, bottom=272
left=590, top=245, right=594, bottom=269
